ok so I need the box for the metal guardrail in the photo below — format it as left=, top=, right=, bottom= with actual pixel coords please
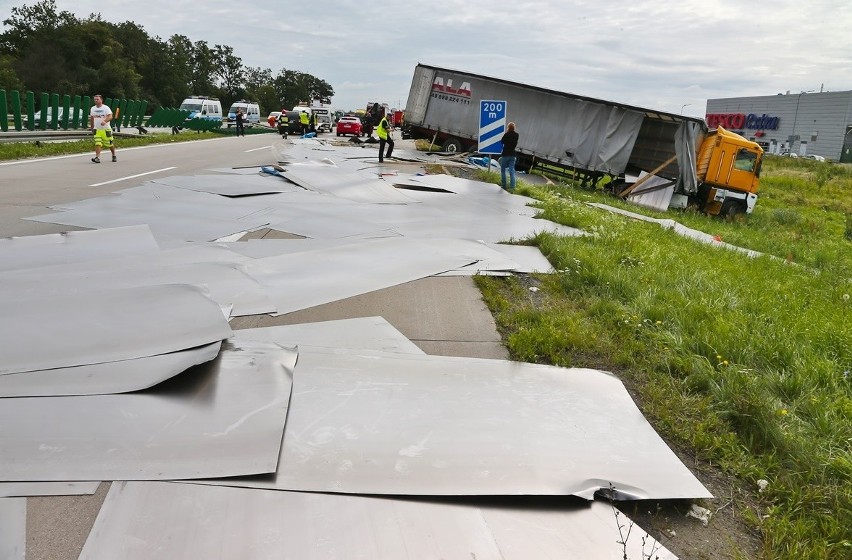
left=0, top=129, right=141, bottom=144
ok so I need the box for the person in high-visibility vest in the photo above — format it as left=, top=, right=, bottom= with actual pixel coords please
left=311, top=111, right=319, bottom=133
left=299, top=111, right=310, bottom=135
left=376, top=111, right=394, bottom=163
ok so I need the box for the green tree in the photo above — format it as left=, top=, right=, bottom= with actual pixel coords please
left=0, top=0, right=77, bottom=55
left=244, top=67, right=277, bottom=114
left=212, top=44, right=244, bottom=108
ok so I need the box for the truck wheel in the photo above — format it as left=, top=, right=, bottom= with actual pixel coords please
left=720, top=200, right=746, bottom=219
left=443, top=137, right=464, bottom=153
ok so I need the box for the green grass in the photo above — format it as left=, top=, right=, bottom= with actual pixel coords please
left=474, top=158, right=852, bottom=559
left=0, top=129, right=268, bottom=161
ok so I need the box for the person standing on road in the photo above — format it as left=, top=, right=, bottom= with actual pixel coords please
left=89, top=94, right=116, bottom=163
left=377, top=111, right=394, bottom=163
left=299, top=111, right=310, bottom=135
left=499, top=122, right=519, bottom=192
left=235, top=108, right=245, bottom=137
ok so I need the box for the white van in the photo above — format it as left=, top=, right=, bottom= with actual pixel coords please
left=227, top=101, right=261, bottom=127
left=178, top=96, right=222, bottom=121
left=309, top=107, right=334, bottom=133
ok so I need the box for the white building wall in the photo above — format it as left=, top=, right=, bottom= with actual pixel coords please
left=706, top=91, right=852, bottom=160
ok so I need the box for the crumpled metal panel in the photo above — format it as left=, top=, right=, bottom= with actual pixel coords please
left=0, top=482, right=100, bottom=497
left=0, top=342, right=220, bottom=397
left=242, top=237, right=482, bottom=316
left=152, top=174, right=303, bottom=197
left=0, top=225, right=159, bottom=273
left=205, top=350, right=711, bottom=501
left=233, top=316, right=425, bottom=355
left=0, top=341, right=295, bottom=481
left=80, top=481, right=678, bottom=560
left=0, top=284, right=232, bottom=375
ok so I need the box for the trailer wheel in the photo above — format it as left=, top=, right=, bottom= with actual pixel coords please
left=442, top=137, right=464, bottom=153
left=720, top=200, right=746, bottom=219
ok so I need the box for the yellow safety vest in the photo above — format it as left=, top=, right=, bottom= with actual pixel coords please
left=377, top=117, right=389, bottom=140
left=299, top=112, right=309, bottom=125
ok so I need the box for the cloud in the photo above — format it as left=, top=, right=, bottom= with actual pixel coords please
left=2, top=0, right=849, bottom=115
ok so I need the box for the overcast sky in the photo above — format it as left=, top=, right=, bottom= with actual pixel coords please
left=3, top=0, right=850, bottom=116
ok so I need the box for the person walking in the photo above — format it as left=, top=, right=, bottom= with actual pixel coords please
left=377, top=111, right=394, bottom=163
left=235, top=108, right=245, bottom=137
left=89, top=94, right=116, bottom=163
left=499, top=122, right=519, bottom=192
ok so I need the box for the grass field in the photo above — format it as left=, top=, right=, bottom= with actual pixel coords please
left=472, top=156, right=851, bottom=559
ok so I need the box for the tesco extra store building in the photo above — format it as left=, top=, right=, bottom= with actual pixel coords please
left=705, top=90, right=852, bottom=162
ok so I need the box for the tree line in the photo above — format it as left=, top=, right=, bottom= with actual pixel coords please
left=0, top=0, right=334, bottom=113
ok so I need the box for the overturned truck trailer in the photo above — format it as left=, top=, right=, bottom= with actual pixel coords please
left=403, top=63, right=763, bottom=216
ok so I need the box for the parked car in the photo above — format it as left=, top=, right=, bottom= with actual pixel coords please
left=336, top=115, right=363, bottom=137
left=277, top=111, right=302, bottom=136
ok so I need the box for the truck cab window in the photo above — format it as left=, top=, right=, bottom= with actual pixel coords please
left=734, top=149, right=757, bottom=172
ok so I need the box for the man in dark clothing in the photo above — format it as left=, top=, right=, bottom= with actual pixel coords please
left=235, top=109, right=245, bottom=137
left=500, top=122, right=519, bottom=192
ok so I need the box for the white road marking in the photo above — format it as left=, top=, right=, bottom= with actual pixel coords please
left=89, top=167, right=176, bottom=187
left=243, top=146, right=271, bottom=153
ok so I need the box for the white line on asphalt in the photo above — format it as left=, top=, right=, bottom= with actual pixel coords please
left=244, top=146, right=272, bottom=153
left=89, top=167, right=177, bottom=187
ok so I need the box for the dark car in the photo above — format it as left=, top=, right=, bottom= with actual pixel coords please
left=277, top=111, right=302, bottom=137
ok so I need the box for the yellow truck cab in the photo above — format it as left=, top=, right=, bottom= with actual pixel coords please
left=696, top=126, right=763, bottom=217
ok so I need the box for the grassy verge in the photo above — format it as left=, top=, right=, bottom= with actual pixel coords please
left=0, top=130, right=241, bottom=161
left=474, top=158, right=851, bottom=559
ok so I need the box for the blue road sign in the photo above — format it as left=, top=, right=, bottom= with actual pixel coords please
left=478, top=100, right=507, bottom=155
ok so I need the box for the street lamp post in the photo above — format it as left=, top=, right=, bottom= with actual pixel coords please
left=680, top=103, right=691, bottom=115
left=790, top=90, right=815, bottom=152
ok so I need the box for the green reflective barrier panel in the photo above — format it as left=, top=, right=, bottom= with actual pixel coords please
left=12, top=90, right=23, bottom=131
left=120, top=99, right=130, bottom=128
left=50, top=93, right=59, bottom=130
left=24, top=91, right=33, bottom=131
left=0, top=90, right=7, bottom=132
left=136, top=101, right=148, bottom=127
left=39, top=92, right=49, bottom=130
left=61, top=94, right=71, bottom=129
left=71, top=95, right=82, bottom=129
left=81, top=95, right=91, bottom=128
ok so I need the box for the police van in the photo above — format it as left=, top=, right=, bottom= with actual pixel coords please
left=178, top=96, right=223, bottom=121
left=227, top=101, right=261, bottom=127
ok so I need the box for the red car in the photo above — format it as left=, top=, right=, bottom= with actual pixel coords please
left=336, top=116, right=363, bottom=137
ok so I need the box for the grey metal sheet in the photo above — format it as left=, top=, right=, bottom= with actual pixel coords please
left=208, top=350, right=711, bottom=500
left=0, top=284, right=232, bottom=375
left=280, top=166, right=420, bottom=204
left=0, top=340, right=295, bottom=481
left=233, top=316, right=425, bottom=355
left=0, top=482, right=100, bottom=497
left=0, top=260, right=274, bottom=317
left=26, top=184, right=276, bottom=242
left=0, top=342, right=221, bottom=397
left=241, top=237, right=486, bottom=316
left=0, top=498, right=25, bottom=559
left=80, top=482, right=678, bottom=560
left=0, top=225, right=159, bottom=273
left=152, top=174, right=302, bottom=197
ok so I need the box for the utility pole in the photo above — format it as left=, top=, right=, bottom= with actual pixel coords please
left=790, top=90, right=815, bottom=152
